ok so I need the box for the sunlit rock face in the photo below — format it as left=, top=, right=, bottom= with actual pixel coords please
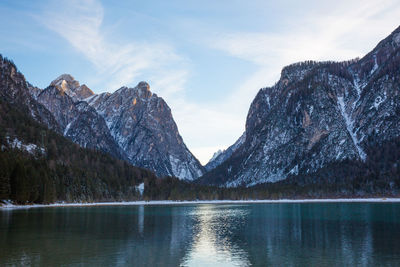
left=36, top=81, right=125, bottom=160
left=50, top=74, right=94, bottom=101
left=199, top=26, right=400, bottom=187
left=87, top=82, right=205, bottom=180
left=28, top=73, right=203, bottom=180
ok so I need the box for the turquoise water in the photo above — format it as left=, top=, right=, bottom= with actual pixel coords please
left=1, top=203, right=400, bottom=266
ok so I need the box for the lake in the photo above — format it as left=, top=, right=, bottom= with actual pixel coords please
left=1, top=202, right=400, bottom=266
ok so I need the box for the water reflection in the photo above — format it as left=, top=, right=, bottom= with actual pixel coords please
left=182, top=205, right=250, bottom=266
left=138, top=205, right=144, bottom=234
left=1, top=203, right=400, bottom=266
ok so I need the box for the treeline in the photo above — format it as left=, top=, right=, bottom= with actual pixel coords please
left=1, top=63, right=399, bottom=204
left=195, top=135, right=400, bottom=199
left=251, top=135, right=400, bottom=199
left=0, top=95, right=274, bottom=204
left=0, top=98, right=157, bottom=204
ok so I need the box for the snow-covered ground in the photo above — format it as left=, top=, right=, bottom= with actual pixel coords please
left=3, top=137, right=45, bottom=155
left=1, top=198, right=400, bottom=210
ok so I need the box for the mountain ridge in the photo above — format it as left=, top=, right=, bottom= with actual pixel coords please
left=86, top=81, right=205, bottom=180
left=29, top=73, right=204, bottom=180
left=197, top=25, right=400, bottom=187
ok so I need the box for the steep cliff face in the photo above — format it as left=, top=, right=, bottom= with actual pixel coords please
left=87, top=82, right=205, bottom=180
left=37, top=85, right=77, bottom=130
left=0, top=55, right=60, bottom=133
left=198, top=26, right=400, bottom=187
left=36, top=76, right=125, bottom=160
left=27, top=73, right=203, bottom=180
left=64, top=101, right=127, bottom=159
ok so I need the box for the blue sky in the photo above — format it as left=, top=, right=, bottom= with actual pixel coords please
left=0, top=0, right=399, bottom=164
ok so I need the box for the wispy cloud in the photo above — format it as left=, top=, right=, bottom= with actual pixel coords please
left=33, top=0, right=400, bottom=165
left=211, top=0, right=400, bottom=76
left=37, top=0, right=187, bottom=93
left=186, top=0, right=400, bottom=163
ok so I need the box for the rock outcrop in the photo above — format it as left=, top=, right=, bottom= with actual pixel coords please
left=87, top=82, right=204, bottom=180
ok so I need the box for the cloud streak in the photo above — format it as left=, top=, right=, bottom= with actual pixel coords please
left=185, top=0, right=400, bottom=163
left=38, top=0, right=187, bottom=93
left=34, top=0, right=400, bottom=164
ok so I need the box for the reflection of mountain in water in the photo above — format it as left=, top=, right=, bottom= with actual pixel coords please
left=0, top=206, right=196, bottom=266
left=1, top=204, right=400, bottom=266
left=242, top=204, right=400, bottom=266
left=181, top=204, right=400, bottom=266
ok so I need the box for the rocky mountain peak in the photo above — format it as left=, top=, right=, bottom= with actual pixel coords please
left=49, top=74, right=94, bottom=101
left=136, top=81, right=152, bottom=99
left=86, top=80, right=204, bottom=180
left=115, top=81, right=153, bottom=100
left=137, top=81, right=150, bottom=91
left=51, top=74, right=79, bottom=90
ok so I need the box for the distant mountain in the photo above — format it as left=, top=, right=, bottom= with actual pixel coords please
left=205, top=133, right=245, bottom=171
left=28, top=74, right=204, bottom=180
left=87, top=82, right=205, bottom=180
left=198, top=25, right=400, bottom=187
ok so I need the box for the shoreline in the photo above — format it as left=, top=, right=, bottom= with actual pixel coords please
left=2, top=198, right=400, bottom=210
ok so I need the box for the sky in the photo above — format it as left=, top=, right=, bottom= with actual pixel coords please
left=0, top=0, right=399, bottom=164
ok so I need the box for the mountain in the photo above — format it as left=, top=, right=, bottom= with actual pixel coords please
left=87, top=82, right=205, bottom=180
left=50, top=74, right=94, bottom=101
left=0, top=55, right=161, bottom=203
left=205, top=133, right=245, bottom=171
left=31, top=73, right=204, bottom=180
left=0, top=55, right=218, bottom=204
left=198, top=26, right=400, bottom=187
left=36, top=76, right=125, bottom=160
left=0, top=56, right=60, bottom=133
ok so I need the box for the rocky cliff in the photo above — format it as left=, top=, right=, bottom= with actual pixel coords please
left=36, top=76, right=125, bottom=160
left=0, top=55, right=60, bottom=133
left=198, top=26, right=400, bottom=187
left=87, top=82, right=205, bottom=180
left=29, top=73, right=204, bottom=180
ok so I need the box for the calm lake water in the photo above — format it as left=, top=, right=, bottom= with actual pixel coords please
left=1, top=203, right=400, bottom=266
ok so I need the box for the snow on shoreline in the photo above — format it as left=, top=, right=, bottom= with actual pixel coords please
left=1, top=198, right=400, bottom=210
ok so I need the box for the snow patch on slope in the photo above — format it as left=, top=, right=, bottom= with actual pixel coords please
left=337, top=96, right=366, bottom=161
left=63, top=121, right=73, bottom=135
left=3, top=137, right=45, bottom=155
left=169, top=155, right=198, bottom=181
left=370, top=92, right=387, bottom=110
left=136, top=183, right=144, bottom=195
